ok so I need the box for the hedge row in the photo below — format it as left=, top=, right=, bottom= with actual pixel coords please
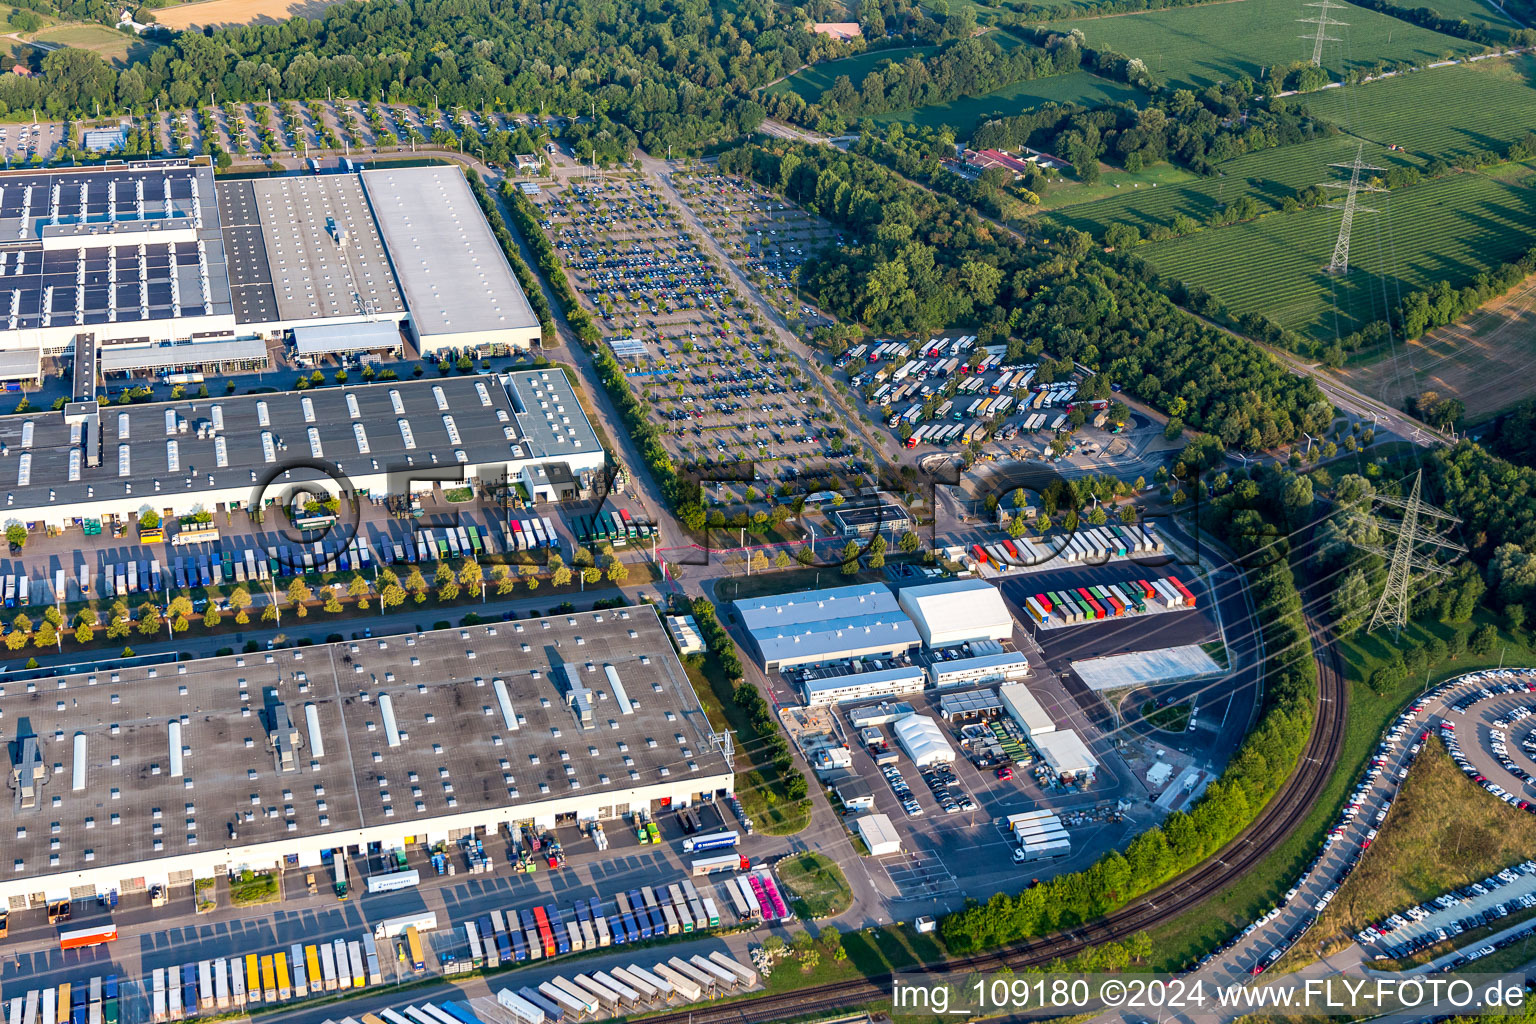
left=464, top=170, right=556, bottom=346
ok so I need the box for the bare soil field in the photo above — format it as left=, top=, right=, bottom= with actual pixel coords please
left=152, top=0, right=340, bottom=29
left=1341, top=272, right=1536, bottom=423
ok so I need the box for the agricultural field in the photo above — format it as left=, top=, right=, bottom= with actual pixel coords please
left=1138, top=168, right=1536, bottom=343
left=28, top=24, right=156, bottom=65
left=1303, top=54, right=1536, bottom=160
left=1342, top=261, right=1536, bottom=423
left=767, top=46, right=938, bottom=103
left=150, top=0, right=343, bottom=29
left=1044, top=134, right=1421, bottom=235
left=872, top=69, right=1146, bottom=131
left=1048, top=0, right=1480, bottom=93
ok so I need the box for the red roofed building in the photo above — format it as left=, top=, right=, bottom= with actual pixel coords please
left=967, top=149, right=1033, bottom=176
left=811, top=21, right=863, bottom=40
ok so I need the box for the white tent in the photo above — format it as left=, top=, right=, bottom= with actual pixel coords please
left=892, top=714, right=955, bottom=766
left=999, top=683, right=1055, bottom=738
left=854, top=814, right=902, bottom=856
left=1033, top=729, right=1099, bottom=781
left=897, top=579, right=1013, bottom=647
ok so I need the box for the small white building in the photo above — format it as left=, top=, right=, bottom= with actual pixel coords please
left=898, top=578, right=1014, bottom=647
left=801, top=666, right=925, bottom=706
left=854, top=814, right=902, bottom=856
left=1033, top=729, right=1099, bottom=783
left=999, top=683, right=1055, bottom=739
left=892, top=714, right=956, bottom=766
left=929, top=651, right=1030, bottom=689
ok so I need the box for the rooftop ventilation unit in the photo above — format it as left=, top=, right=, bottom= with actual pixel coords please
left=168, top=720, right=184, bottom=777
left=605, top=665, right=634, bottom=715
left=389, top=390, right=405, bottom=416
left=352, top=423, right=370, bottom=454
left=379, top=693, right=402, bottom=747
left=11, top=732, right=45, bottom=809
left=304, top=703, right=326, bottom=760
left=307, top=427, right=322, bottom=459
left=345, top=394, right=360, bottom=419
left=257, top=401, right=270, bottom=427
left=432, top=386, right=449, bottom=411
left=71, top=732, right=87, bottom=792
left=15, top=452, right=30, bottom=488
left=269, top=703, right=300, bottom=773
left=492, top=678, right=518, bottom=731
left=210, top=406, right=224, bottom=432
left=301, top=397, right=315, bottom=423
left=213, top=436, right=228, bottom=469
left=19, top=420, right=32, bottom=449
left=475, top=381, right=492, bottom=407
left=260, top=431, right=276, bottom=463
left=117, top=444, right=130, bottom=477
left=397, top=419, right=415, bottom=450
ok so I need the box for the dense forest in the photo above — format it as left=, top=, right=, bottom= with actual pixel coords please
left=0, top=0, right=854, bottom=152
left=797, top=33, right=1082, bottom=120
left=719, top=140, right=1331, bottom=448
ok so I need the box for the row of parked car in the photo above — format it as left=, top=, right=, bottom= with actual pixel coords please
left=880, top=766, right=923, bottom=818
left=1443, top=720, right=1536, bottom=813
left=1361, top=861, right=1536, bottom=959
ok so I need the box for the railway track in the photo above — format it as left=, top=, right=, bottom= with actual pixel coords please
left=637, top=612, right=1349, bottom=1024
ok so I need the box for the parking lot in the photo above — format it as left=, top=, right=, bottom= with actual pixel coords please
left=672, top=168, right=841, bottom=324
left=536, top=173, right=873, bottom=484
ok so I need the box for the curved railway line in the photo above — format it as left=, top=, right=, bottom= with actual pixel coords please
left=637, top=615, right=1349, bottom=1024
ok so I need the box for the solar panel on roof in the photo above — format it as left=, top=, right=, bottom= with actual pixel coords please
left=16, top=452, right=29, bottom=487
left=307, top=427, right=322, bottom=459
left=214, top=436, right=228, bottom=468
left=257, top=401, right=269, bottom=426
left=398, top=419, right=415, bottom=449
left=353, top=423, right=370, bottom=454
left=260, top=431, right=275, bottom=463
left=442, top=415, right=461, bottom=445
left=389, top=389, right=404, bottom=415
left=166, top=439, right=179, bottom=473
left=117, top=444, right=129, bottom=477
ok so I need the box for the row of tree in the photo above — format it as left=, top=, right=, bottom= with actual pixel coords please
left=690, top=597, right=809, bottom=803
left=810, top=34, right=1081, bottom=118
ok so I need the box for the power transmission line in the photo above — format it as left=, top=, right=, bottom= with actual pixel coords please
left=1354, top=469, right=1466, bottom=635
left=1320, top=142, right=1386, bottom=275
left=1298, top=0, right=1349, bottom=67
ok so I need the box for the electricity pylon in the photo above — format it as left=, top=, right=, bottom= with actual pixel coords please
left=1298, top=0, right=1348, bottom=66
left=1356, top=469, right=1466, bottom=635
left=1320, top=143, right=1386, bottom=275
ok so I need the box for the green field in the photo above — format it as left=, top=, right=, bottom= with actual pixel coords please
left=767, top=46, right=938, bottom=102
left=1045, top=134, right=1421, bottom=234
left=1049, top=0, right=1481, bottom=93
left=29, top=23, right=157, bottom=65
left=1304, top=54, right=1536, bottom=159
left=1138, top=168, right=1536, bottom=342
left=871, top=69, right=1147, bottom=130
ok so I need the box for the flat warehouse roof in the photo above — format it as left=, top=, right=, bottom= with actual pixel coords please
left=293, top=321, right=403, bottom=355
left=0, top=609, right=728, bottom=887
left=0, top=375, right=534, bottom=510
left=99, top=337, right=267, bottom=372
left=361, top=166, right=539, bottom=340
left=0, top=161, right=234, bottom=333
left=230, top=176, right=406, bottom=325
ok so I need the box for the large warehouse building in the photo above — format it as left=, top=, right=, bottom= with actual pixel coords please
left=898, top=578, right=1014, bottom=648
left=0, top=369, right=605, bottom=529
left=0, top=608, right=733, bottom=910
left=0, top=158, right=540, bottom=382
left=733, top=584, right=920, bottom=671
